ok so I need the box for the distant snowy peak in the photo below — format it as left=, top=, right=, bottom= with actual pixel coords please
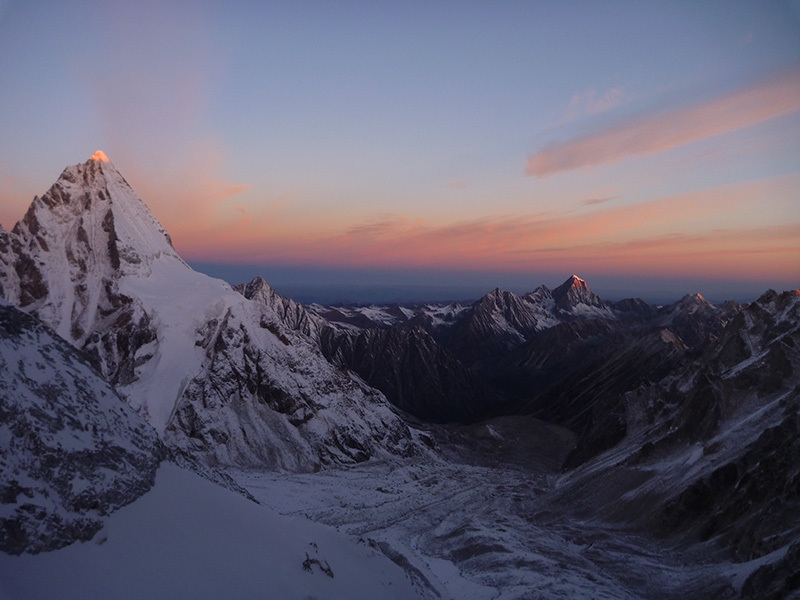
left=671, top=292, right=716, bottom=313
left=550, top=274, right=609, bottom=314
left=467, top=286, right=555, bottom=337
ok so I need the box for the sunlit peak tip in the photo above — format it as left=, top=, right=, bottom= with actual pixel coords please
left=90, top=150, right=110, bottom=163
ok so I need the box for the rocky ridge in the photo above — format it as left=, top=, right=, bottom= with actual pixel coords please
left=0, top=301, right=163, bottom=554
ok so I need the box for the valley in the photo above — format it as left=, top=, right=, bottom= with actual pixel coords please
left=235, top=416, right=739, bottom=599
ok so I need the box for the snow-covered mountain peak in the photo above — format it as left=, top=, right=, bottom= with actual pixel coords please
left=90, top=149, right=110, bottom=162
left=568, top=274, right=586, bottom=285
left=6, top=155, right=187, bottom=344
left=551, top=274, right=609, bottom=315
left=14, top=153, right=182, bottom=276
left=238, top=275, right=274, bottom=298
left=672, top=292, right=715, bottom=314
left=553, top=274, right=589, bottom=294
left=2, top=156, right=415, bottom=469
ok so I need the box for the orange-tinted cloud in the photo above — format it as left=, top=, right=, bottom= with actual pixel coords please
left=527, top=67, right=800, bottom=177
left=582, top=195, right=618, bottom=206
left=192, top=174, right=799, bottom=283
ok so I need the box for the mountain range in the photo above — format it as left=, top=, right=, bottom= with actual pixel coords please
left=1, top=153, right=798, bottom=599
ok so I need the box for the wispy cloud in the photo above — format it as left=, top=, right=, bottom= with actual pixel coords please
left=345, top=214, right=425, bottom=239
left=176, top=172, right=799, bottom=284
left=582, top=195, right=618, bottom=206
left=527, top=67, right=800, bottom=178
left=270, top=175, right=799, bottom=280
left=560, top=87, right=624, bottom=123
left=74, top=1, right=251, bottom=246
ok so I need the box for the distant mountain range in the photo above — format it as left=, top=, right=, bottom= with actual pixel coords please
left=1, top=153, right=798, bottom=599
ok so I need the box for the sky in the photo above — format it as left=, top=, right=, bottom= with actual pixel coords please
left=0, top=1, right=799, bottom=303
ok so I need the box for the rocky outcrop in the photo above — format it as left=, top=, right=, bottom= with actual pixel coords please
left=0, top=303, right=163, bottom=554
left=441, top=287, right=556, bottom=368
left=657, top=293, right=738, bottom=350
left=550, top=288, right=800, bottom=564
left=240, top=276, right=502, bottom=424
left=164, top=303, right=414, bottom=471
left=235, top=276, right=329, bottom=342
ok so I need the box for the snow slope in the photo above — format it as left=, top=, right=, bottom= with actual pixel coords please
left=0, top=463, right=422, bottom=600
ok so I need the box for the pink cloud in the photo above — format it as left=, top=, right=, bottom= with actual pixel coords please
left=245, top=176, right=797, bottom=280
left=582, top=195, right=618, bottom=206
left=560, top=87, right=625, bottom=123
left=345, top=214, right=426, bottom=239
left=448, top=179, right=467, bottom=190
left=70, top=0, right=250, bottom=252
left=527, top=68, right=800, bottom=177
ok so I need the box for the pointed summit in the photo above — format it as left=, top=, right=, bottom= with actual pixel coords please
left=13, top=153, right=181, bottom=274
left=551, top=274, right=609, bottom=313
left=670, top=293, right=715, bottom=315
left=8, top=154, right=186, bottom=342
left=90, top=150, right=110, bottom=162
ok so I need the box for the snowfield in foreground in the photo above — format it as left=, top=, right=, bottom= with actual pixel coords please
left=0, top=463, right=421, bottom=600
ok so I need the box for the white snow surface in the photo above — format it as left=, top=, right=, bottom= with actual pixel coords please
left=0, top=463, right=421, bottom=600
left=115, top=254, right=237, bottom=431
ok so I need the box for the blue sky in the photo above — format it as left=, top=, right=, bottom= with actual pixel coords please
left=1, top=1, right=799, bottom=302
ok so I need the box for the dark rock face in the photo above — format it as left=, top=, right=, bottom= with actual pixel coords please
left=613, top=297, right=655, bottom=317
left=0, top=226, right=17, bottom=302
left=287, top=275, right=748, bottom=468
left=320, top=325, right=503, bottom=423
left=649, top=291, right=800, bottom=558
left=0, top=304, right=164, bottom=555
left=661, top=405, right=800, bottom=559
left=741, top=541, right=800, bottom=600
left=504, top=323, right=686, bottom=468
left=537, top=288, right=800, bottom=572
left=657, top=293, right=738, bottom=351
left=239, top=276, right=504, bottom=423
left=441, top=288, right=548, bottom=368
